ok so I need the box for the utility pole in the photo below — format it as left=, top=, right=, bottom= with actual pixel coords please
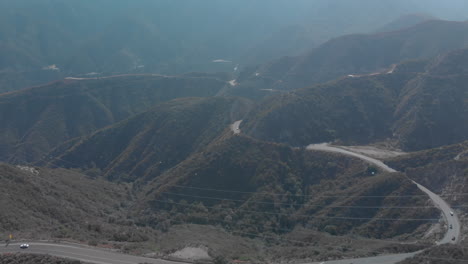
left=5, top=234, right=12, bottom=247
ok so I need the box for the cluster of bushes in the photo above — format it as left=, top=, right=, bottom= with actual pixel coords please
left=0, top=253, right=82, bottom=264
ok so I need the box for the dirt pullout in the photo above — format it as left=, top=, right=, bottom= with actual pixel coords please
left=149, top=224, right=426, bottom=263
left=338, top=145, right=406, bottom=159
left=169, top=246, right=211, bottom=261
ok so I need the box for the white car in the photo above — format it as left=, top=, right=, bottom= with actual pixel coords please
left=20, top=244, right=29, bottom=249
left=450, top=211, right=454, bottom=216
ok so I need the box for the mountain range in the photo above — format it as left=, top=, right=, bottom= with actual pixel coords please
left=2, top=3, right=468, bottom=263
left=1, top=1, right=464, bottom=93
left=240, top=46, right=468, bottom=151
left=45, top=96, right=252, bottom=182
left=230, top=20, right=468, bottom=99
left=0, top=74, right=228, bottom=163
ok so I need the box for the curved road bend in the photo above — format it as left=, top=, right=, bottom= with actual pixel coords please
left=305, top=143, right=461, bottom=263
left=1, top=137, right=458, bottom=264
left=0, top=242, right=177, bottom=264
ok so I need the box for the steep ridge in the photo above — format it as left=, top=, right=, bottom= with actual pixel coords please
left=230, top=20, right=468, bottom=98
left=375, top=13, right=437, bottom=33
left=393, top=49, right=468, bottom=150
left=242, top=72, right=414, bottom=147
left=45, top=97, right=252, bottom=182
left=384, top=142, right=468, bottom=262
left=136, top=133, right=437, bottom=242
left=0, top=163, right=141, bottom=242
left=308, top=144, right=460, bottom=244
left=3, top=0, right=425, bottom=93
left=387, top=141, right=468, bottom=208
left=242, top=47, right=468, bottom=151
left=0, top=75, right=226, bottom=163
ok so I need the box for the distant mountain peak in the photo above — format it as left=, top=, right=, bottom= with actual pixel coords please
left=376, top=13, right=438, bottom=33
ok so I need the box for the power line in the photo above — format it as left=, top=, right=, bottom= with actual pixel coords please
left=165, top=218, right=467, bottom=263
left=160, top=191, right=442, bottom=209
left=152, top=199, right=439, bottom=222
left=164, top=216, right=413, bottom=253
left=168, top=184, right=466, bottom=198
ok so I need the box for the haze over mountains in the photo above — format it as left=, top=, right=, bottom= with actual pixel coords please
left=1, top=0, right=467, bottom=92
left=2, top=1, right=468, bottom=263
left=231, top=20, right=468, bottom=97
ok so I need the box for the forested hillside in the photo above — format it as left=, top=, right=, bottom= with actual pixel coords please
left=0, top=75, right=226, bottom=162
left=1, top=1, right=468, bottom=263
left=230, top=20, right=468, bottom=98
left=242, top=47, right=468, bottom=151
left=136, top=133, right=437, bottom=240
left=45, top=97, right=252, bottom=181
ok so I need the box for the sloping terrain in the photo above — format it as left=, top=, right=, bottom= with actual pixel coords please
left=392, top=48, right=468, bottom=150
left=230, top=20, right=468, bottom=98
left=241, top=47, right=468, bottom=151
left=375, top=13, right=436, bottom=33
left=0, top=253, right=85, bottom=264
left=45, top=97, right=252, bottom=182
left=0, top=0, right=422, bottom=93
left=0, top=75, right=226, bottom=163
left=386, top=141, right=468, bottom=261
left=137, top=133, right=437, bottom=240
left=0, top=163, right=149, bottom=242
left=387, top=140, right=468, bottom=205
left=242, top=72, right=414, bottom=147
left=398, top=244, right=467, bottom=264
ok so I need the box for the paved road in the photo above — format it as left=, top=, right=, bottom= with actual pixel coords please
left=0, top=242, right=175, bottom=264
left=414, top=182, right=460, bottom=244
left=306, top=143, right=461, bottom=263
left=64, top=73, right=173, bottom=81
left=307, top=143, right=396, bottom=172
left=1, top=141, right=457, bottom=264
left=346, top=64, right=396, bottom=79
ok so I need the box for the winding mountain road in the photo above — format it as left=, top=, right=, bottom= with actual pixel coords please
left=306, top=143, right=461, bottom=262
left=1, top=128, right=459, bottom=264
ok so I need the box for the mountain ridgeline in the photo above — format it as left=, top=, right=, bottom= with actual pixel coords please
left=241, top=46, right=468, bottom=151
left=44, top=97, right=252, bottom=182
left=229, top=20, right=468, bottom=98
left=2, top=3, right=468, bottom=262
left=0, top=75, right=229, bottom=163
left=136, top=133, right=437, bottom=239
